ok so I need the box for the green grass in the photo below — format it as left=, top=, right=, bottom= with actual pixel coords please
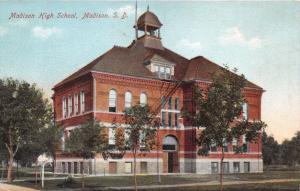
left=0, top=167, right=64, bottom=180
left=3, top=169, right=300, bottom=191
left=142, top=181, right=300, bottom=191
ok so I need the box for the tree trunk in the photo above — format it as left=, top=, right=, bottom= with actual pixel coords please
left=6, top=128, right=14, bottom=183
left=219, top=149, right=225, bottom=191
left=6, top=147, right=14, bottom=182
left=133, top=148, right=137, bottom=191
left=35, top=160, right=38, bottom=186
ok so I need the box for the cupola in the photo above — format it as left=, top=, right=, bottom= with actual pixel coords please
left=134, top=7, right=163, bottom=50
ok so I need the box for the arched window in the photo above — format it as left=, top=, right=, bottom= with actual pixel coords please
left=125, top=91, right=132, bottom=109
left=109, top=89, right=117, bottom=112
left=162, top=135, right=178, bottom=151
left=140, top=93, right=147, bottom=106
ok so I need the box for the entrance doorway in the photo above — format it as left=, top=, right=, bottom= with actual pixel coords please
left=163, top=135, right=179, bottom=173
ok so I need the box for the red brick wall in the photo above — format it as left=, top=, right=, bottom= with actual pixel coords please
left=53, top=71, right=263, bottom=160
left=244, top=89, right=262, bottom=120
left=53, top=74, right=93, bottom=125
left=92, top=72, right=183, bottom=124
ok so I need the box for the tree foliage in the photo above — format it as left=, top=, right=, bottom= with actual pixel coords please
left=66, top=119, right=108, bottom=159
left=280, top=131, right=300, bottom=166
left=185, top=66, right=266, bottom=191
left=115, top=127, right=126, bottom=151
left=124, top=105, right=157, bottom=152
left=66, top=119, right=108, bottom=188
left=262, top=131, right=280, bottom=165
left=124, top=104, right=157, bottom=191
left=0, top=78, right=52, bottom=182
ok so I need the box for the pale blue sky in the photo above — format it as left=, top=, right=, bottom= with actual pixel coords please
left=0, top=1, right=299, bottom=143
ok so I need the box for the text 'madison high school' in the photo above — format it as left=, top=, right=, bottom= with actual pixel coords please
left=52, top=7, right=264, bottom=175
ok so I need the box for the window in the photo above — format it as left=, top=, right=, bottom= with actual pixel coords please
left=244, top=162, right=250, bottom=173
left=62, top=162, right=66, bottom=173
left=232, top=138, right=238, bottom=152
left=74, top=162, right=78, bottom=174
left=140, top=162, right=147, bottom=173
left=109, top=89, right=117, bottom=112
left=125, top=162, right=132, bottom=173
left=109, top=162, right=117, bottom=174
left=211, top=162, right=219, bottom=173
left=109, top=128, right=115, bottom=145
left=168, top=97, right=172, bottom=109
left=161, top=96, right=166, bottom=109
left=74, top=94, right=79, bottom=114
left=165, top=67, right=171, bottom=79
left=140, top=93, right=147, bottom=106
left=155, top=65, right=159, bottom=73
left=175, top=113, right=179, bottom=128
left=68, top=162, right=71, bottom=174
left=242, top=102, right=248, bottom=120
left=175, top=98, right=179, bottom=110
left=210, top=142, right=217, bottom=152
left=139, top=131, right=146, bottom=148
left=168, top=112, right=173, bottom=127
left=80, top=91, right=85, bottom=113
left=163, top=136, right=178, bottom=151
left=222, top=162, right=229, bottom=173
left=80, top=162, right=84, bottom=174
left=233, top=162, right=240, bottom=173
left=162, top=144, right=176, bottom=151
left=68, top=96, right=73, bottom=116
left=242, top=135, right=248, bottom=152
left=159, top=66, right=165, bottom=79
left=62, top=97, right=67, bottom=118
left=155, top=65, right=173, bottom=80
left=162, top=111, right=166, bottom=128
left=223, top=138, right=228, bottom=152
left=125, top=91, right=132, bottom=110
left=125, top=131, right=130, bottom=150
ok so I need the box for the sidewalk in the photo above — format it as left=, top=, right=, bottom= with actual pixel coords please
left=0, top=183, right=38, bottom=191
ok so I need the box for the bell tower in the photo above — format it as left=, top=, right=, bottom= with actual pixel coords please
left=134, top=7, right=163, bottom=50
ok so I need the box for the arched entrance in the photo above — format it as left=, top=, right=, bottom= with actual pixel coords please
left=162, top=135, right=179, bottom=173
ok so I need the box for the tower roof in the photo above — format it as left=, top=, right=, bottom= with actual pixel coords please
left=137, top=10, right=162, bottom=31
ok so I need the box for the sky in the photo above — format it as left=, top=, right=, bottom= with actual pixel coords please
left=0, top=1, right=299, bottom=143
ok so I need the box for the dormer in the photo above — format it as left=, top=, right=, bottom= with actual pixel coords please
left=145, top=54, right=175, bottom=80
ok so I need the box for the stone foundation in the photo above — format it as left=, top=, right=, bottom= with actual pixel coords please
left=55, top=157, right=263, bottom=175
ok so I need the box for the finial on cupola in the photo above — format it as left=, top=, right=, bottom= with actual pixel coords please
left=147, top=5, right=149, bottom=11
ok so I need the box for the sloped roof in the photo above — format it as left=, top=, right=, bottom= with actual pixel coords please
left=53, top=39, right=189, bottom=89
left=53, top=39, right=262, bottom=90
left=137, top=11, right=162, bottom=30
left=183, top=56, right=263, bottom=89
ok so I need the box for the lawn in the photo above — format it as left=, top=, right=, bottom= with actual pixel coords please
left=0, top=166, right=64, bottom=180
left=2, top=170, right=299, bottom=191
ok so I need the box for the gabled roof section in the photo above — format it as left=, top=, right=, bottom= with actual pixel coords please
left=53, top=47, right=117, bottom=89
left=145, top=54, right=176, bottom=66
left=53, top=39, right=190, bottom=89
left=183, top=56, right=263, bottom=90
left=53, top=39, right=261, bottom=90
